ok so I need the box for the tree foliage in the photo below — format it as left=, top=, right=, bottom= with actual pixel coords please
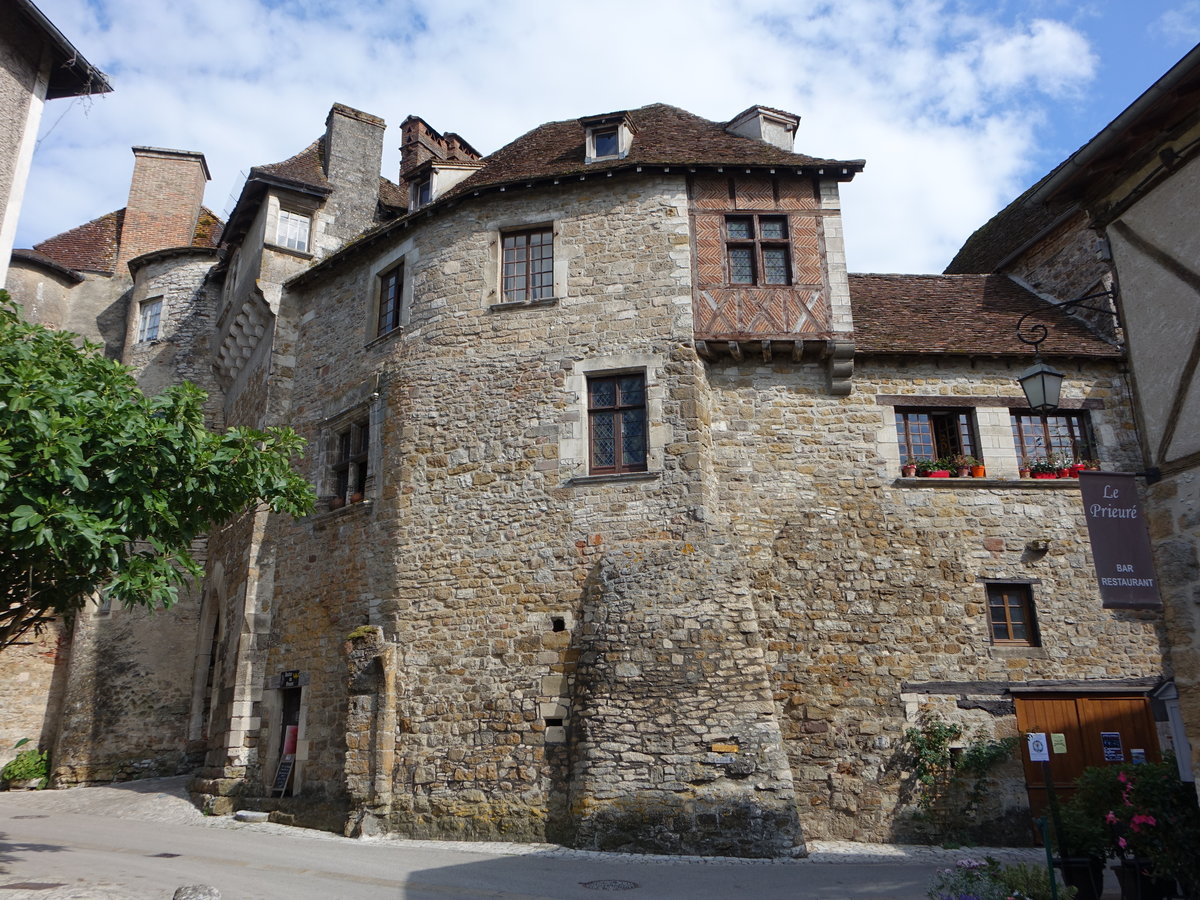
left=0, top=295, right=314, bottom=648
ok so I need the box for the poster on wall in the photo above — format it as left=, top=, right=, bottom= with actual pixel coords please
left=1101, top=731, right=1125, bottom=762
left=1079, top=472, right=1161, bottom=609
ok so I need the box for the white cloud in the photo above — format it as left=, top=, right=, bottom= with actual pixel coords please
left=1151, top=2, right=1200, bottom=47
left=15, top=0, right=1100, bottom=274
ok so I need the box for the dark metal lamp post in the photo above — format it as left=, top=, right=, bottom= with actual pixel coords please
left=1015, top=289, right=1114, bottom=411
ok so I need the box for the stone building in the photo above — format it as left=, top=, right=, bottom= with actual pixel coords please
left=947, top=43, right=1200, bottom=789
left=3, top=98, right=1175, bottom=856
left=0, top=0, right=109, bottom=288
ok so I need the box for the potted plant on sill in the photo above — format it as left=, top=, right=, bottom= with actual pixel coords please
left=917, top=458, right=950, bottom=478
left=951, top=454, right=978, bottom=478
left=1019, top=458, right=1033, bottom=479
left=1030, top=458, right=1060, bottom=479
left=901, top=460, right=918, bottom=478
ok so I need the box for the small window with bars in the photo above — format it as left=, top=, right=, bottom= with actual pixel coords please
left=1010, top=411, right=1095, bottom=465
left=332, top=418, right=370, bottom=503
left=377, top=263, right=404, bottom=336
left=895, top=408, right=978, bottom=464
left=137, top=298, right=163, bottom=342
left=725, top=215, right=791, bottom=286
left=985, top=583, right=1039, bottom=646
left=502, top=227, right=554, bottom=303
left=276, top=210, right=311, bottom=253
left=587, top=373, right=648, bottom=475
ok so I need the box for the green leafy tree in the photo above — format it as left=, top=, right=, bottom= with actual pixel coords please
left=0, top=294, right=314, bottom=647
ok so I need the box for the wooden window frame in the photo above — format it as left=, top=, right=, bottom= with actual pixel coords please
left=137, top=298, right=163, bottom=343
left=276, top=209, right=311, bottom=253
left=1010, top=410, right=1096, bottom=464
left=501, top=227, right=554, bottom=303
left=985, top=582, right=1040, bottom=646
left=332, top=418, right=370, bottom=502
left=724, top=214, right=791, bottom=286
left=587, top=372, right=648, bottom=475
left=895, top=407, right=979, bottom=464
left=377, top=262, right=404, bottom=336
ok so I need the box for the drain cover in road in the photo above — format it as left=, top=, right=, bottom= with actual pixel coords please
left=581, top=880, right=639, bottom=891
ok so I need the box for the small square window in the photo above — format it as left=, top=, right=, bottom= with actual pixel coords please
left=137, top=298, right=162, bottom=342
left=593, top=129, right=619, bottom=158
left=588, top=372, right=647, bottom=475
left=377, top=263, right=404, bottom=336
left=277, top=210, right=311, bottom=253
left=985, top=583, right=1039, bottom=646
left=1010, top=411, right=1095, bottom=465
left=724, top=215, right=791, bottom=286
left=895, top=408, right=979, bottom=465
left=502, top=227, right=554, bottom=303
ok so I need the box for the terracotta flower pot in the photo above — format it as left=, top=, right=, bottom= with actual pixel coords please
left=901, top=464, right=917, bottom=477
left=328, top=495, right=345, bottom=510
left=971, top=464, right=986, bottom=478
left=1019, top=467, right=1031, bottom=478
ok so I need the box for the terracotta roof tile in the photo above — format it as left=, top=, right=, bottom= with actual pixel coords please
left=378, top=176, right=405, bottom=211
left=445, top=103, right=860, bottom=199
left=33, top=209, right=123, bottom=274
left=943, top=168, right=1066, bottom=274
left=253, top=137, right=329, bottom=191
left=850, top=273, right=1120, bottom=358
left=32, top=206, right=225, bottom=275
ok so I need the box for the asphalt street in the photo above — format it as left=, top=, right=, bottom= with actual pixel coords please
left=0, top=777, right=1064, bottom=900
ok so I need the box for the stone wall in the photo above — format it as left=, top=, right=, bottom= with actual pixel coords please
left=0, top=3, right=43, bottom=288
left=703, top=357, right=1164, bottom=840
left=0, top=624, right=68, bottom=769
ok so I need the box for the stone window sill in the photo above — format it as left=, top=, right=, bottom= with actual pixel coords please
left=310, top=498, right=373, bottom=521
left=489, top=296, right=560, bottom=313
left=365, top=327, right=403, bottom=350
left=894, top=477, right=1080, bottom=489
left=264, top=242, right=314, bottom=261
left=989, top=645, right=1048, bottom=660
left=567, top=471, right=661, bottom=487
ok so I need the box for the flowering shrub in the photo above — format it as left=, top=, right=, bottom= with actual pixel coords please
left=1066, top=760, right=1200, bottom=896
left=927, top=857, right=1072, bottom=900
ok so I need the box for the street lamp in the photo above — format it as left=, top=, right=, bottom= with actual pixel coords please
left=1015, top=289, right=1114, bottom=411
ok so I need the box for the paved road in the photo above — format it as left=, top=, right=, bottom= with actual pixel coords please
left=0, top=778, right=1066, bottom=900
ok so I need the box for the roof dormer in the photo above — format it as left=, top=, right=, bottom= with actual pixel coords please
left=406, top=159, right=484, bottom=211
left=579, top=111, right=637, bottom=164
left=725, top=106, right=800, bottom=152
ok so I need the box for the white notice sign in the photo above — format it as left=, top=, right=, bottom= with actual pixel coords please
left=1027, top=732, right=1050, bottom=762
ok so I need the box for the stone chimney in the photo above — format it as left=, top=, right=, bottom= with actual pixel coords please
left=320, top=103, right=386, bottom=242
left=115, top=147, right=209, bottom=274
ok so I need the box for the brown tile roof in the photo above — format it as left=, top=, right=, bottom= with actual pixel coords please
left=252, top=137, right=329, bottom=191
left=850, top=273, right=1120, bottom=358
left=378, top=176, right=405, bottom=211
left=33, top=209, right=122, bottom=273
left=31, top=206, right=224, bottom=275
left=444, top=103, right=861, bottom=199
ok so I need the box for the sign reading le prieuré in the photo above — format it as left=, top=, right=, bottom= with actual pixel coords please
left=1079, top=471, right=1160, bottom=609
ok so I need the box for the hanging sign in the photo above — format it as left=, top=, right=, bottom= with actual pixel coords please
left=1079, top=472, right=1160, bottom=609
left=1027, top=732, right=1050, bottom=762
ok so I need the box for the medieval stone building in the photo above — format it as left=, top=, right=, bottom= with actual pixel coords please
left=3, top=98, right=1175, bottom=856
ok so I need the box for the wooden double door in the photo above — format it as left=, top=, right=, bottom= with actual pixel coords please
left=1014, top=693, right=1160, bottom=818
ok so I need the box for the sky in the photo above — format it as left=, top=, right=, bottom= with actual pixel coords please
left=15, top=0, right=1200, bottom=275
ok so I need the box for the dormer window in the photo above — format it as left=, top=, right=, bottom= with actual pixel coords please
left=581, top=112, right=636, bottom=164
left=411, top=177, right=432, bottom=210
left=593, top=129, right=619, bottom=159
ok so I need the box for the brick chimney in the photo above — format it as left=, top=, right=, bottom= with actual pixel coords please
left=115, top=147, right=209, bottom=274
left=320, top=103, right=386, bottom=242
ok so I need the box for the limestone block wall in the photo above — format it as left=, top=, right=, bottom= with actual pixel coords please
left=51, top=593, right=205, bottom=784
left=7, top=268, right=130, bottom=354
left=702, top=358, right=1166, bottom=841
left=0, top=624, right=68, bottom=769
left=0, top=5, right=44, bottom=288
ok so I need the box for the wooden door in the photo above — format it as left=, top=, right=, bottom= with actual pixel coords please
left=1014, top=693, right=1160, bottom=819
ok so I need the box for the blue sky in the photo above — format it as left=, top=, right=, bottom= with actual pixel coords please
left=16, top=0, right=1200, bottom=274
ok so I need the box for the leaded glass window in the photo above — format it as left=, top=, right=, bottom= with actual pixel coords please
left=588, top=373, right=648, bottom=475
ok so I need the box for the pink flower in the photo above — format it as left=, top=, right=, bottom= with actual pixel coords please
left=1118, top=771, right=1129, bottom=784
left=1131, top=814, right=1157, bottom=830
left=1106, top=812, right=1119, bottom=824
left=1119, top=837, right=1128, bottom=849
